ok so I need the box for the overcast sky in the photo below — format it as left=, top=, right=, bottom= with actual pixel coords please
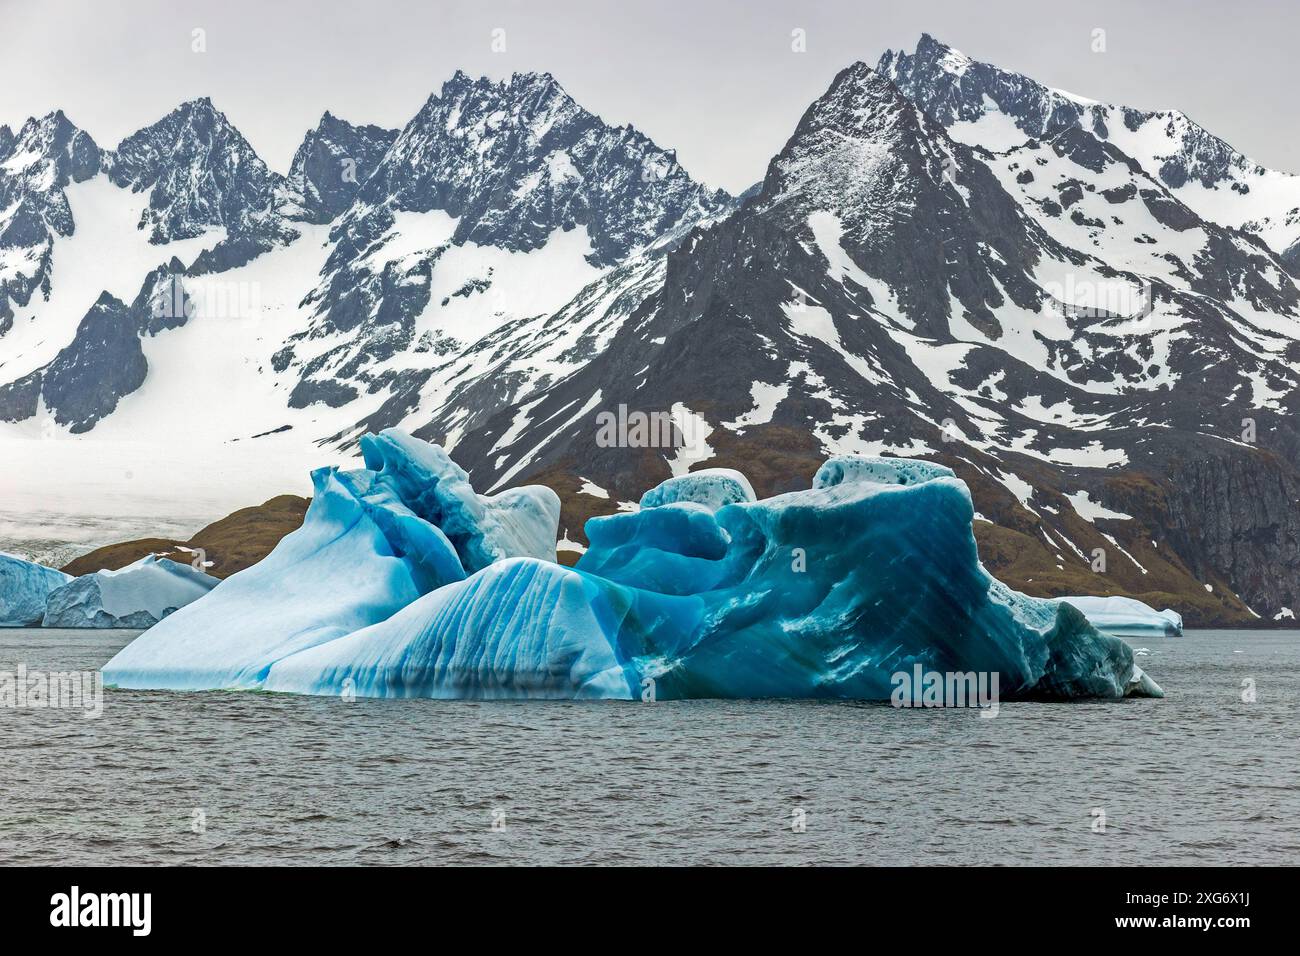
left=3, top=0, right=1296, bottom=194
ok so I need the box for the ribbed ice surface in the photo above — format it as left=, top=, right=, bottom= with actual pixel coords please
left=0, top=553, right=72, bottom=626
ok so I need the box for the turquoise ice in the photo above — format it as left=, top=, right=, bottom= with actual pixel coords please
left=0, top=553, right=72, bottom=626
left=104, top=433, right=1162, bottom=701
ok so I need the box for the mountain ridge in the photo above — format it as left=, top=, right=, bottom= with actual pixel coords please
left=3, top=49, right=1300, bottom=625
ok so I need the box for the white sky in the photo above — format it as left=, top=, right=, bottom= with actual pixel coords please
left=2, top=0, right=1296, bottom=195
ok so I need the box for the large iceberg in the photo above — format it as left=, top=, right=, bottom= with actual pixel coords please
left=0, top=553, right=72, bottom=626
left=42, top=555, right=220, bottom=628
left=1059, top=595, right=1183, bottom=637
left=105, top=430, right=560, bottom=689
left=105, top=435, right=1162, bottom=702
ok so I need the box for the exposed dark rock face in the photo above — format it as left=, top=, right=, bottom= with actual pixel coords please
left=40, top=292, right=147, bottom=432
left=2, top=261, right=193, bottom=431
left=1282, top=238, right=1300, bottom=278
left=283, top=112, right=398, bottom=224
left=1162, top=451, right=1300, bottom=619
left=288, top=377, right=359, bottom=409
left=186, top=234, right=278, bottom=276
left=0, top=370, right=42, bottom=422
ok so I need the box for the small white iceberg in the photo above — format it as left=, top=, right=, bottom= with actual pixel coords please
left=1059, top=595, right=1183, bottom=637
left=43, top=555, right=220, bottom=628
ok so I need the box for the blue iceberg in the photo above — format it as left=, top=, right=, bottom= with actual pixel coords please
left=42, top=554, right=220, bottom=628
left=104, top=430, right=559, bottom=689
left=1059, top=595, right=1183, bottom=638
left=0, top=553, right=73, bottom=626
left=105, top=431, right=1162, bottom=701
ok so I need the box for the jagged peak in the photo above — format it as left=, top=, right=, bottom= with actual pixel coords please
left=918, top=33, right=969, bottom=65
left=110, top=96, right=270, bottom=174
left=792, top=61, right=926, bottom=144
left=510, top=69, right=559, bottom=87
left=879, top=33, right=1277, bottom=190
left=0, top=109, right=100, bottom=186
left=880, top=33, right=974, bottom=78
left=755, top=59, right=951, bottom=215
left=421, top=68, right=575, bottom=111
left=157, top=96, right=223, bottom=124
left=15, top=108, right=85, bottom=140
left=306, top=110, right=395, bottom=139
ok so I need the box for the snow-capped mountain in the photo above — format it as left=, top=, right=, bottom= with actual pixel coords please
left=879, top=34, right=1300, bottom=269
left=278, top=69, right=732, bottom=416
left=0, top=110, right=101, bottom=334
left=104, top=97, right=291, bottom=246
left=410, top=60, right=1300, bottom=625
left=0, top=72, right=730, bottom=434
left=3, top=45, right=1300, bottom=625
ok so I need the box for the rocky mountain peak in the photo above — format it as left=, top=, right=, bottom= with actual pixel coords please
left=346, top=69, right=731, bottom=265
left=283, top=112, right=398, bottom=224
left=0, top=109, right=101, bottom=196
left=0, top=110, right=103, bottom=330
left=758, top=62, right=962, bottom=228
left=105, top=97, right=286, bottom=243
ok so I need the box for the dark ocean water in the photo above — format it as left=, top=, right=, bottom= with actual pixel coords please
left=1, top=628, right=1296, bottom=865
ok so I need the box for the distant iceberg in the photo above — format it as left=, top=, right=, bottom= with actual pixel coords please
left=1059, top=595, right=1183, bottom=637
left=0, top=553, right=72, bottom=626
left=105, top=434, right=1162, bottom=702
left=42, top=555, right=219, bottom=628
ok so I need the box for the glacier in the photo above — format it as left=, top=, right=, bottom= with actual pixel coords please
left=104, top=433, right=1162, bottom=702
left=0, top=553, right=73, bottom=626
left=1059, top=595, right=1184, bottom=638
left=42, top=554, right=220, bottom=628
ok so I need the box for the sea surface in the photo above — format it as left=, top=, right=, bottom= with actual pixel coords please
left=1, top=628, right=1297, bottom=865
